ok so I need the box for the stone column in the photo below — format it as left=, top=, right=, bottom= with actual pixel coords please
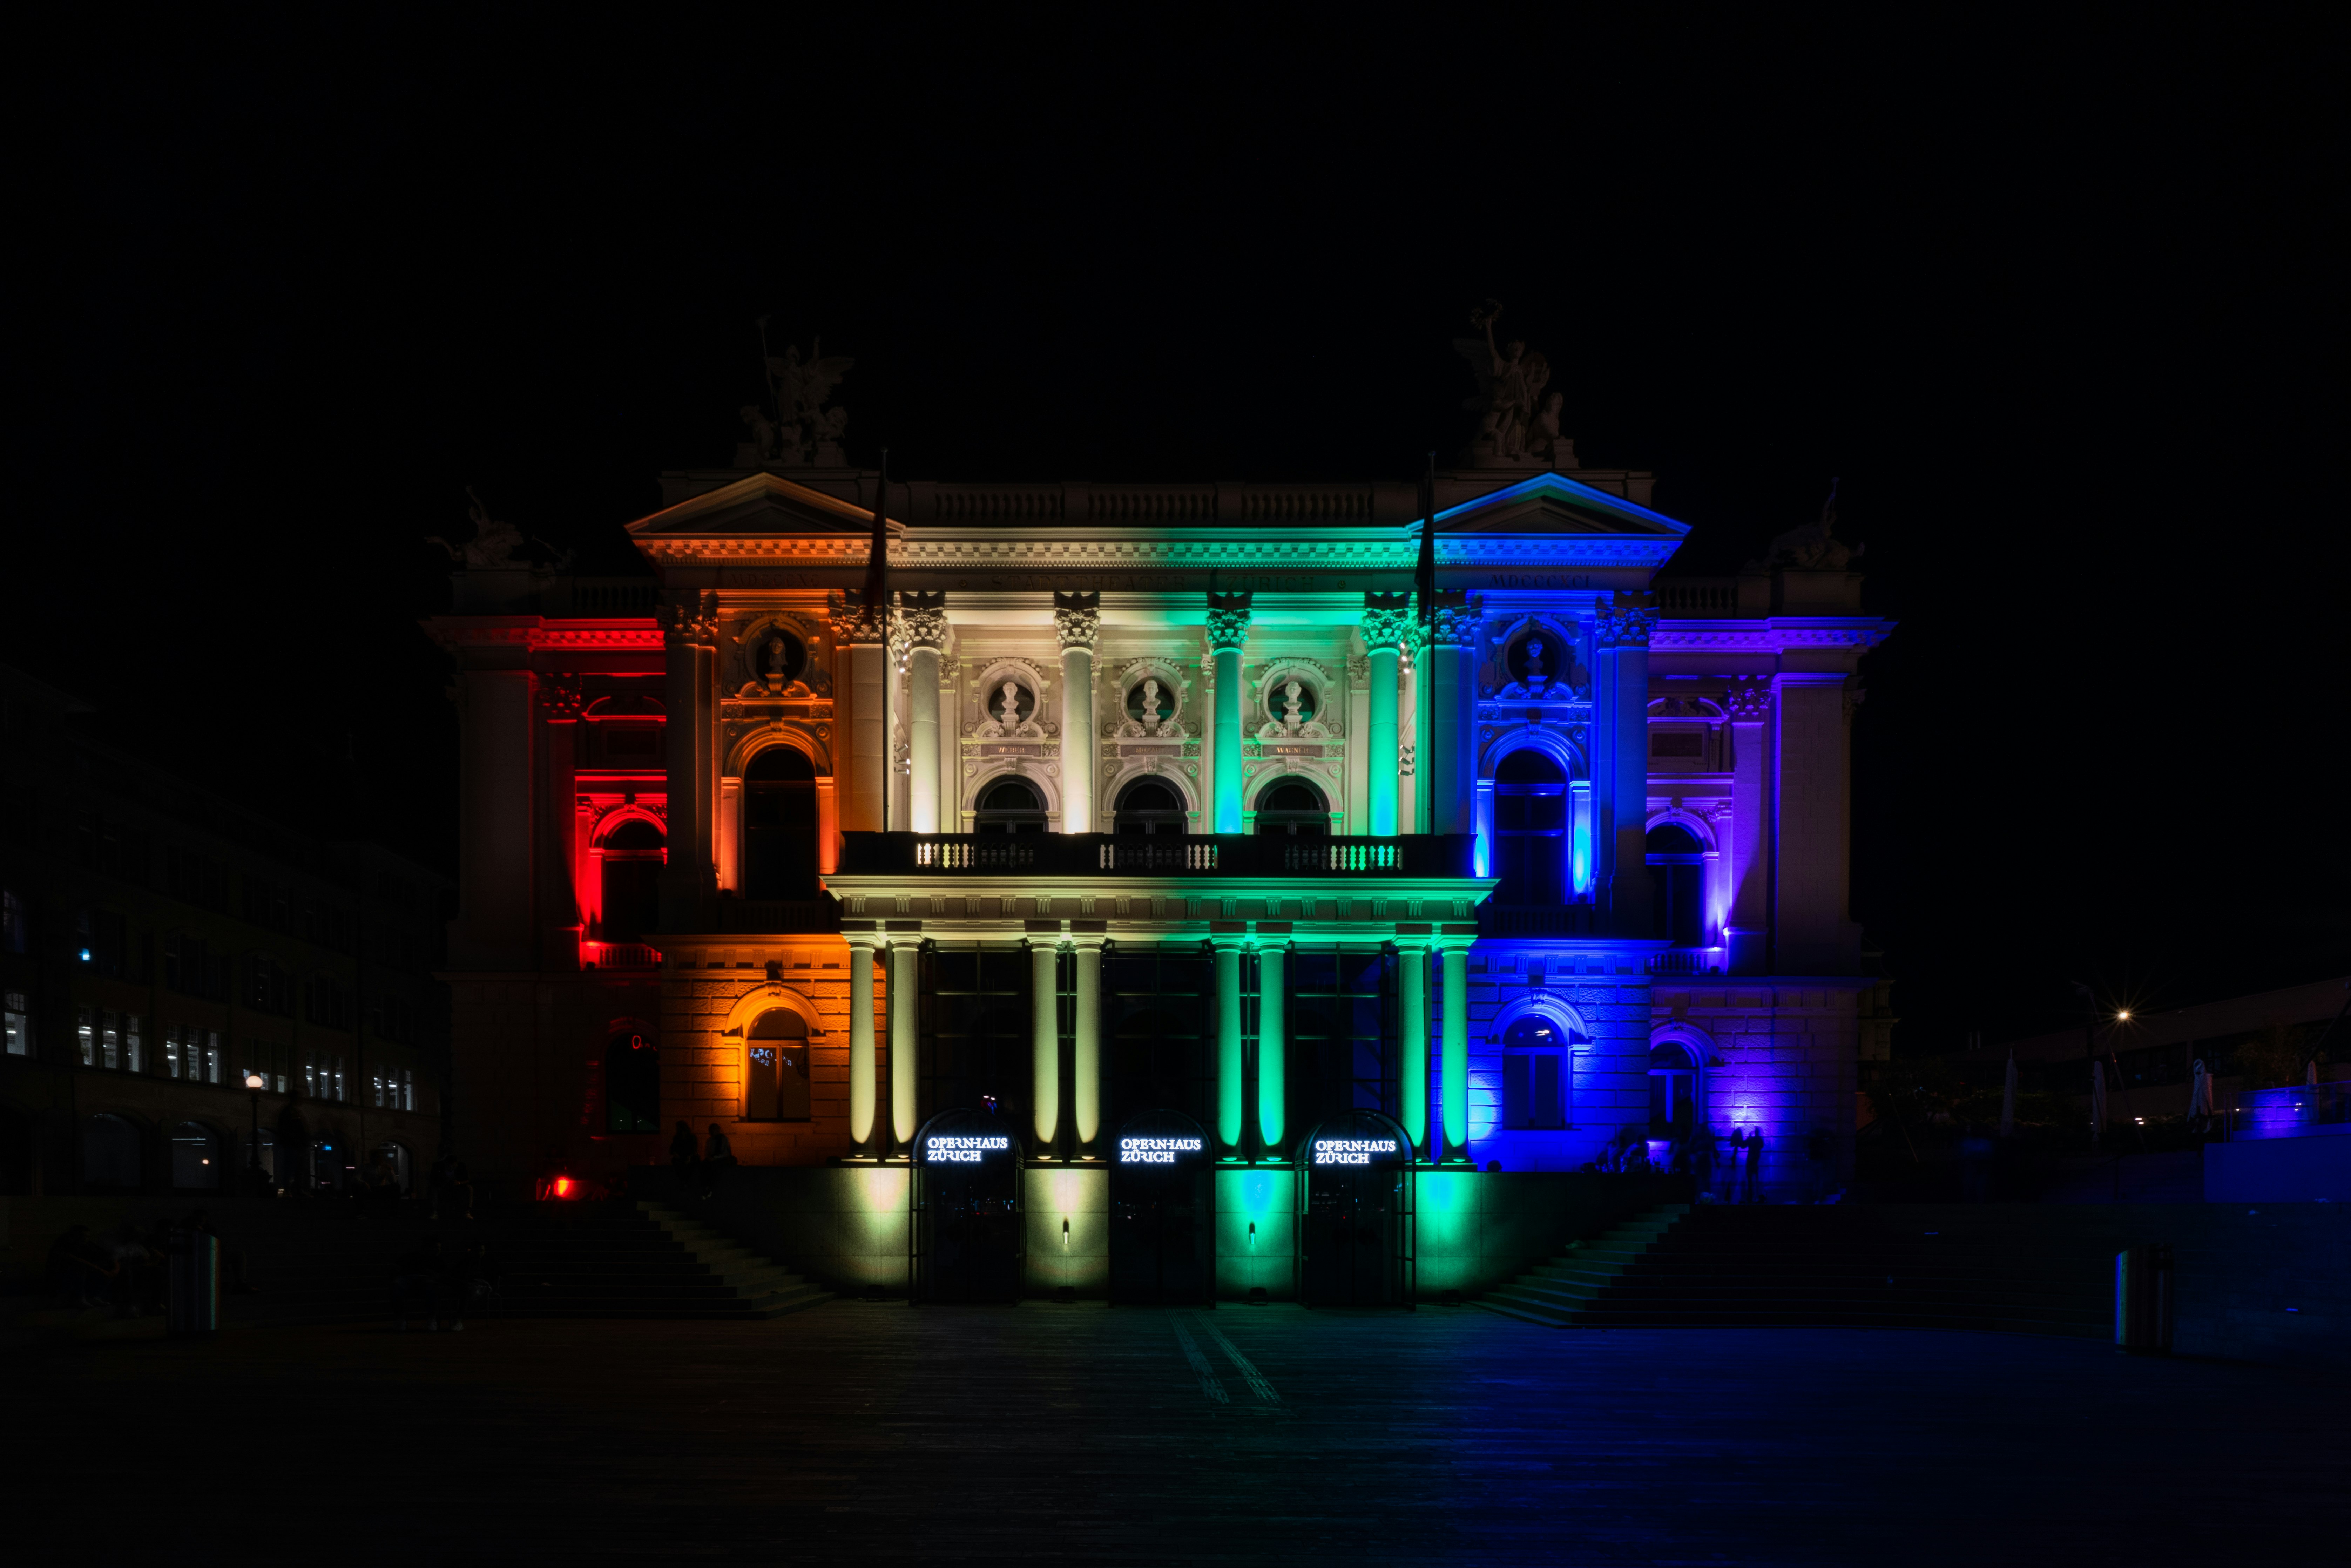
left=889, top=938, right=921, bottom=1153
left=1206, top=594, right=1252, bottom=833
left=1211, top=933, right=1248, bottom=1152
left=538, top=676, right=584, bottom=969
left=1071, top=934, right=1105, bottom=1155
left=1397, top=939, right=1430, bottom=1158
left=657, top=592, right=718, bottom=933
left=901, top=594, right=949, bottom=833
left=1593, top=593, right=1657, bottom=935
left=1430, top=594, right=1479, bottom=836
left=1724, top=679, right=1772, bottom=975
left=1440, top=941, right=1472, bottom=1160
left=1055, top=592, right=1100, bottom=832
left=831, top=594, right=891, bottom=834
left=847, top=935, right=881, bottom=1153
left=1256, top=940, right=1286, bottom=1154
left=1031, top=940, right=1061, bottom=1152
left=1360, top=593, right=1413, bottom=836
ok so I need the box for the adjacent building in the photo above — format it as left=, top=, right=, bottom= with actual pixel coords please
left=0, top=666, right=451, bottom=1196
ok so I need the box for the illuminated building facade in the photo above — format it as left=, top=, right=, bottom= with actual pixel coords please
left=433, top=453, right=1892, bottom=1284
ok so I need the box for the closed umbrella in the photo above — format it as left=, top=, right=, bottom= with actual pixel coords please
left=2000, top=1049, right=2018, bottom=1138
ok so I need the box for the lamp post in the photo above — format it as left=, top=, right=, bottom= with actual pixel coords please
left=244, top=1071, right=267, bottom=1195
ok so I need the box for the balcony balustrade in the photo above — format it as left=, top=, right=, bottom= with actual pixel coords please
left=840, top=832, right=1479, bottom=879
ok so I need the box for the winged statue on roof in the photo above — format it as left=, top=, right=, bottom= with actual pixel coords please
left=1453, top=300, right=1564, bottom=467
left=739, top=318, right=856, bottom=466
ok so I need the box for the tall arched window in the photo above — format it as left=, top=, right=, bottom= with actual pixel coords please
left=974, top=777, right=1048, bottom=834
left=605, top=1029, right=660, bottom=1134
left=1113, top=779, right=1185, bottom=837
left=82, top=1113, right=142, bottom=1191
left=1254, top=776, right=1328, bottom=836
left=1502, top=1014, right=1583, bottom=1129
left=1648, top=1040, right=1700, bottom=1131
left=599, top=818, right=665, bottom=941
left=1494, top=750, right=1567, bottom=905
left=170, top=1122, right=221, bottom=1189
left=744, top=746, right=818, bottom=899
left=744, top=1008, right=811, bottom=1122
left=1646, top=823, right=1705, bottom=948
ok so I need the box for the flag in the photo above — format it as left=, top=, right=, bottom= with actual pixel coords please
left=864, top=448, right=891, bottom=622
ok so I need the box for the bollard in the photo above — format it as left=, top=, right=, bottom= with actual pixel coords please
left=2113, top=1242, right=2173, bottom=1355
left=168, top=1227, right=221, bottom=1336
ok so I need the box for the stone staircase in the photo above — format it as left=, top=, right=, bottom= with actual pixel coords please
left=630, top=1199, right=832, bottom=1319
left=1479, top=1204, right=1690, bottom=1327
left=1483, top=1204, right=2112, bottom=1338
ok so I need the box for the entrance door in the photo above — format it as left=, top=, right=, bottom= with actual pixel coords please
left=912, top=1107, right=1024, bottom=1303
left=1108, top=1109, right=1212, bottom=1305
left=1298, top=1109, right=1414, bottom=1307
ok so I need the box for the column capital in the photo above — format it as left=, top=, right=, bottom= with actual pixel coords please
left=1360, top=591, right=1414, bottom=653
left=1053, top=590, right=1101, bottom=653
left=1593, top=591, right=1658, bottom=650
left=843, top=929, right=889, bottom=953
left=1205, top=591, right=1254, bottom=652
left=1430, top=590, right=1481, bottom=649
left=1207, top=930, right=1253, bottom=952
left=657, top=591, right=720, bottom=648
left=899, top=590, right=950, bottom=654
left=828, top=589, right=892, bottom=647
left=540, top=672, right=587, bottom=721
left=1066, top=931, right=1109, bottom=953
left=1723, top=676, right=1774, bottom=721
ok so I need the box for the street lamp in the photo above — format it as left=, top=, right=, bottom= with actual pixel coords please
left=244, top=1072, right=267, bottom=1195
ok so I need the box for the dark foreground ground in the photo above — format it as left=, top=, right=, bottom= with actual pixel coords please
left=13, top=1304, right=2344, bottom=1566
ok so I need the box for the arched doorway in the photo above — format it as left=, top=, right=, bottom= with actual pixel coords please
left=1648, top=1040, right=1701, bottom=1133
left=744, top=1008, right=811, bottom=1122
left=171, top=1122, right=222, bottom=1189
left=598, top=818, right=664, bottom=941
left=82, top=1114, right=142, bottom=1191
left=1112, top=778, right=1186, bottom=836
left=974, top=776, right=1048, bottom=834
left=1298, top=1108, right=1415, bottom=1308
left=1254, top=776, right=1329, bottom=836
left=605, top=1029, right=660, bottom=1134
left=1494, top=750, right=1567, bottom=904
left=744, top=746, right=818, bottom=898
left=911, top=1106, right=1024, bottom=1303
left=1108, top=1108, right=1214, bottom=1305
left=1646, top=823, right=1706, bottom=947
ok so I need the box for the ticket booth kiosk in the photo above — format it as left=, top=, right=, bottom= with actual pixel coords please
left=1298, top=1109, right=1416, bottom=1309
left=1108, top=1109, right=1215, bottom=1306
left=911, top=1108, right=1024, bottom=1303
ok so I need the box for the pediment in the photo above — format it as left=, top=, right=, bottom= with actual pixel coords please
left=1435, top=473, right=1690, bottom=540
left=626, top=471, right=884, bottom=539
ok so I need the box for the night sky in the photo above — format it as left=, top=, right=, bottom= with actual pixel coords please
left=12, top=12, right=2343, bottom=1049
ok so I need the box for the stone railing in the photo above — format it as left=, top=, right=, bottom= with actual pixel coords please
left=842, top=832, right=1479, bottom=878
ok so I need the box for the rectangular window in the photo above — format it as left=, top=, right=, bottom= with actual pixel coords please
left=125, top=1016, right=142, bottom=1074
left=4, top=992, right=28, bottom=1056
left=333, top=1059, right=345, bottom=1101
left=167, top=1026, right=182, bottom=1079
left=403, top=1069, right=415, bottom=1111
left=205, top=1033, right=221, bottom=1084
left=1286, top=947, right=1397, bottom=1131
left=918, top=945, right=1036, bottom=1129
left=304, top=1061, right=317, bottom=1097
left=3, top=889, right=28, bottom=953
left=77, top=1006, right=95, bottom=1066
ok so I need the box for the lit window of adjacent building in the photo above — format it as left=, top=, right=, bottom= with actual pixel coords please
left=4, top=992, right=29, bottom=1056
left=1, top=889, right=26, bottom=953
left=78, top=1007, right=95, bottom=1066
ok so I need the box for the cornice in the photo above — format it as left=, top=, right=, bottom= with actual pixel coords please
left=632, top=531, right=1682, bottom=572
left=424, top=618, right=662, bottom=650
left=1651, top=617, right=1895, bottom=652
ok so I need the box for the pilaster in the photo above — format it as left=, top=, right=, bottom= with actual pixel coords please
left=901, top=593, right=949, bottom=833
left=1593, top=592, right=1657, bottom=935
left=1360, top=592, right=1412, bottom=836
left=1429, top=592, right=1479, bottom=836
left=1206, top=594, right=1252, bottom=834
left=657, top=591, right=718, bottom=933
left=1724, top=678, right=1773, bottom=974
left=1055, top=592, right=1100, bottom=833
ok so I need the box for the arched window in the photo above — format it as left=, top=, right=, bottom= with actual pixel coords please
left=744, top=1008, right=811, bottom=1122
left=1501, top=1014, right=1583, bottom=1129
left=1113, top=779, right=1186, bottom=837
left=1254, top=777, right=1329, bottom=837
left=599, top=818, right=665, bottom=941
left=605, top=1029, right=660, bottom=1134
left=82, top=1113, right=141, bottom=1191
left=1646, top=823, right=1705, bottom=948
left=1494, top=750, right=1567, bottom=905
left=974, top=777, right=1048, bottom=834
left=743, top=746, right=818, bottom=899
left=170, top=1122, right=221, bottom=1189
left=1648, top=1040, right=1700, bottom=1131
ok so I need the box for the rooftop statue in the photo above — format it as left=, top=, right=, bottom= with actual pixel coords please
left=1761, top=478, right=1865, bottom=570
left=1455, top=300, right=1565, bottom=467
left=739, top=316, right=855, bottom=466
left=427, top=487, right=528, bottom=569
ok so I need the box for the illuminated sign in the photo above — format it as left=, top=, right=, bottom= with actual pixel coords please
left=1312, top=1137, right=1399, bottom=1166
left=1118, top=1135, right=1204, bottom=1165
left=924, top=1135, right=1011, bottom=1164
